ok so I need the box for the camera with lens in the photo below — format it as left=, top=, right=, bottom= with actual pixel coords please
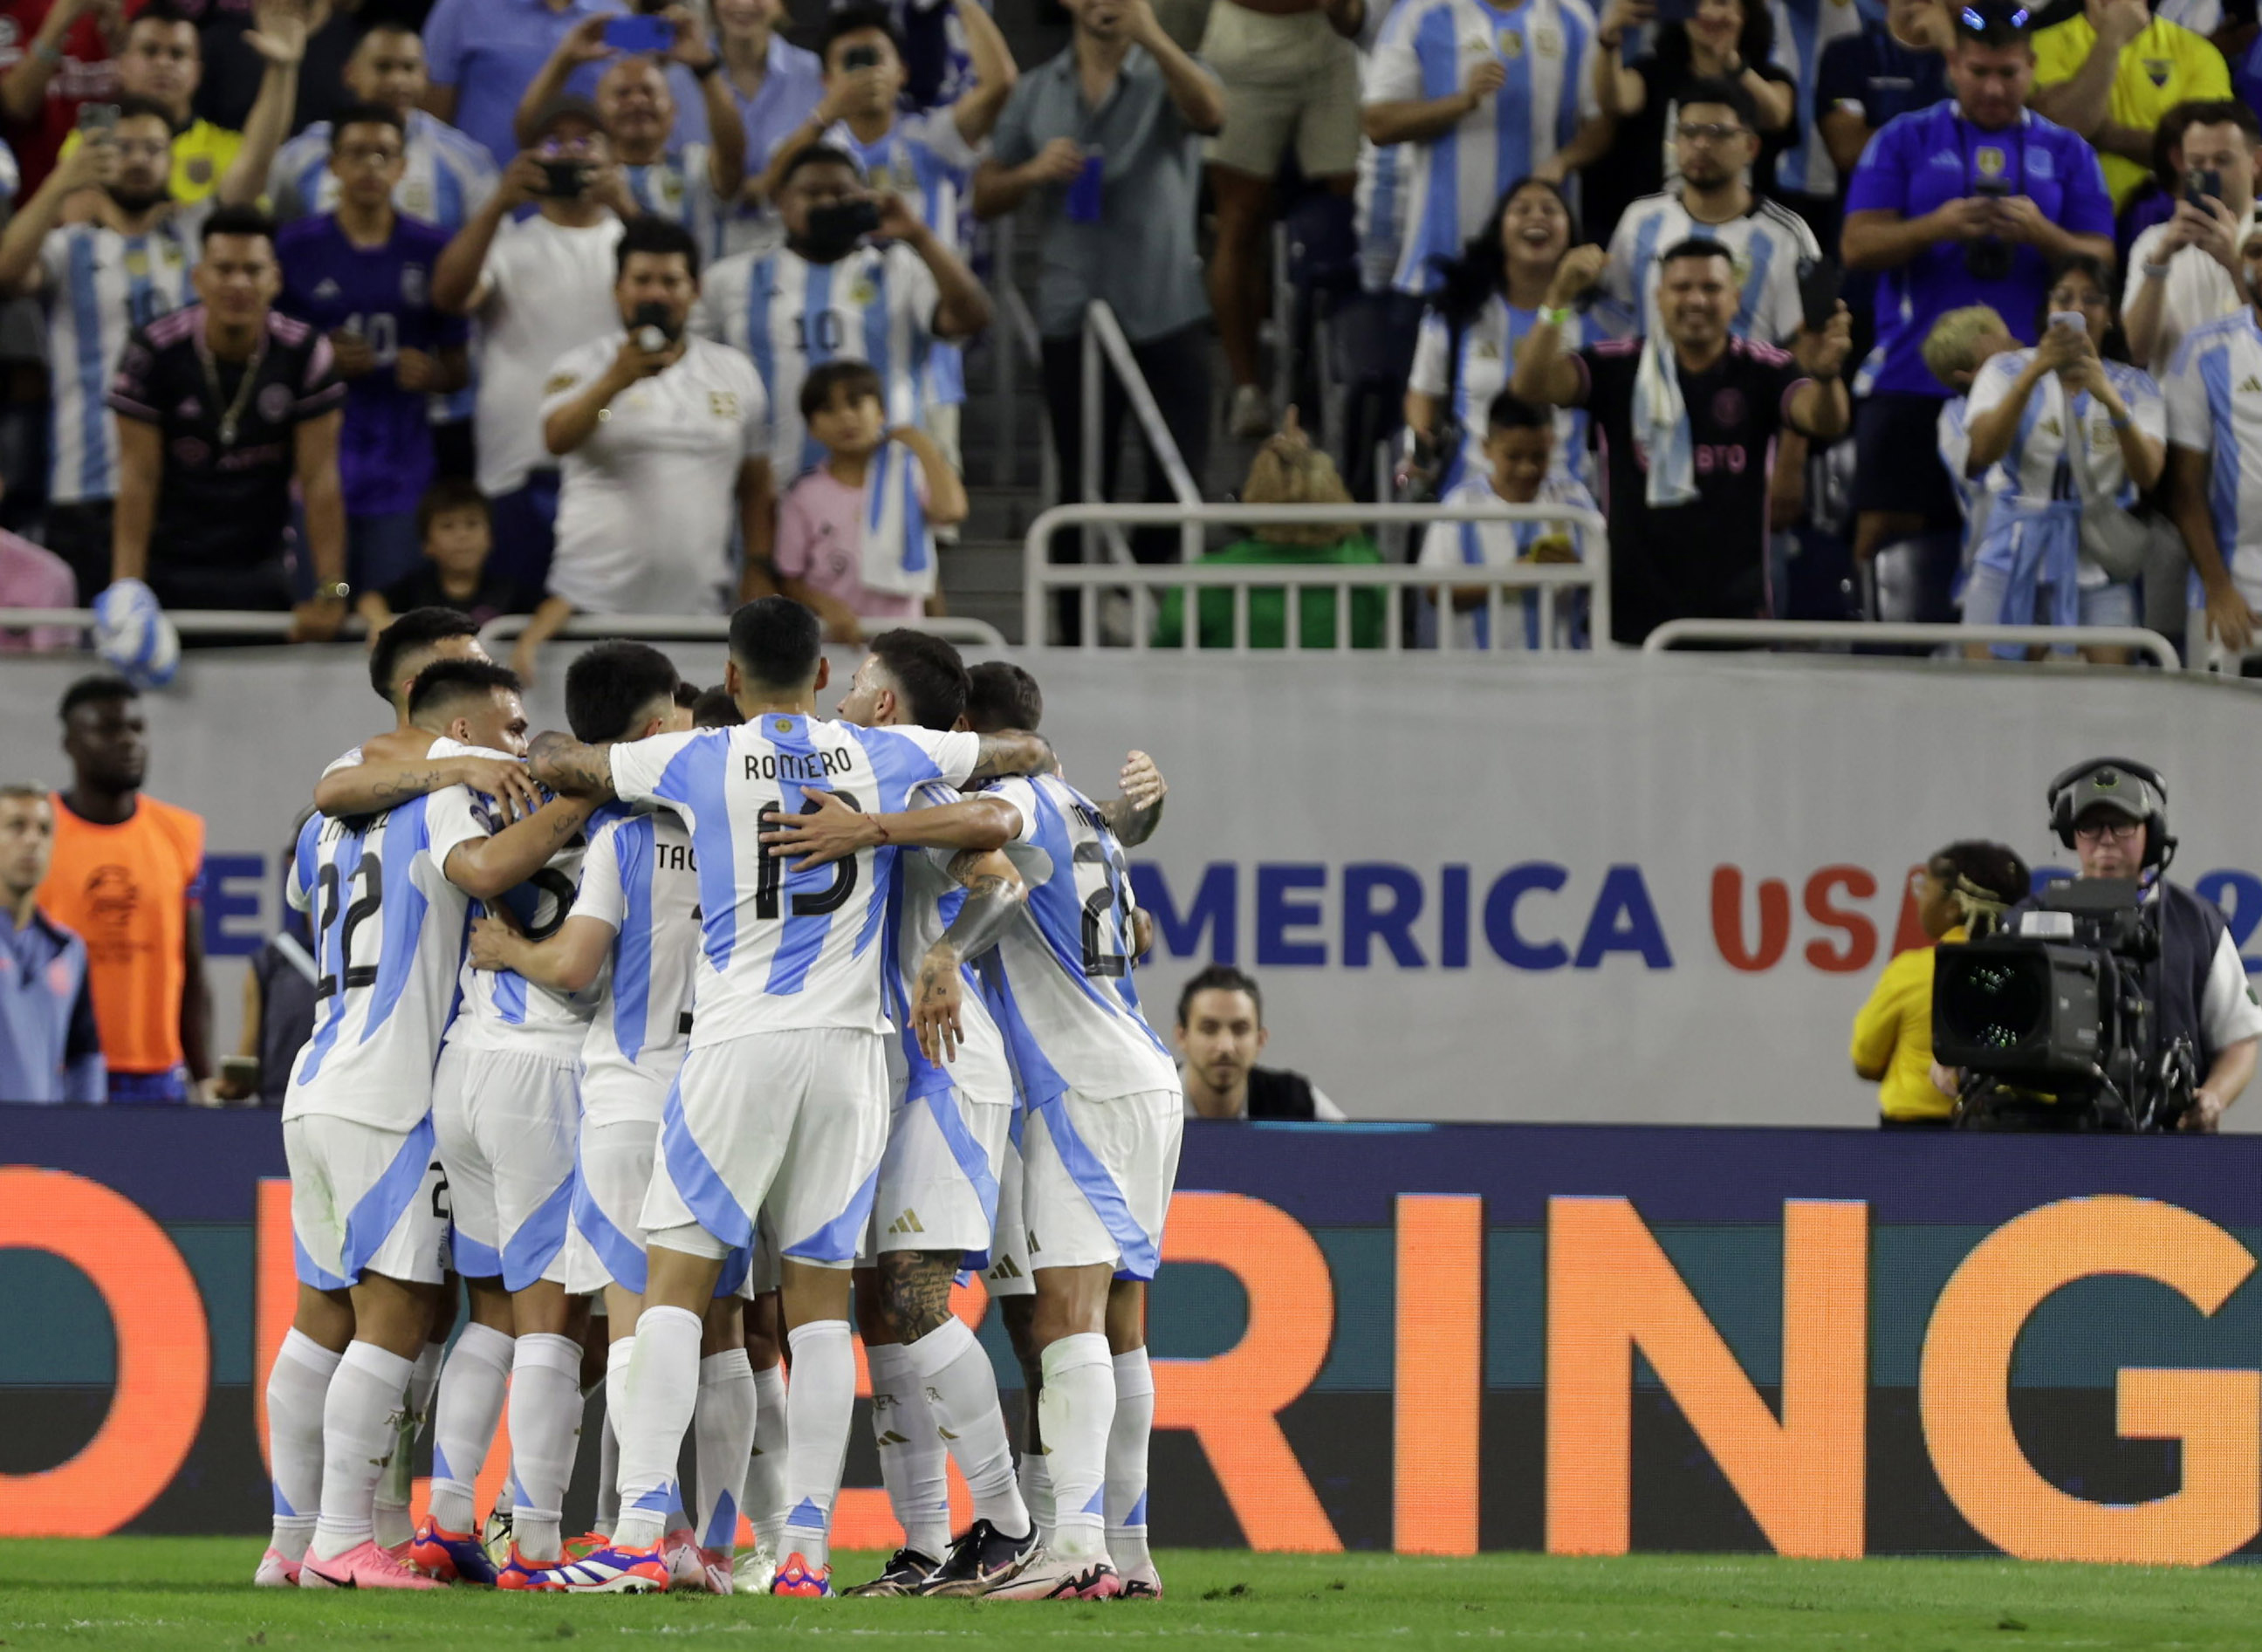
left=1963, top=180, right=2014, bottom=281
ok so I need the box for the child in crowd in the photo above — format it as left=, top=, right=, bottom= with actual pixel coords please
left=774, top=360, right=966, bottom=641
left=1923, top=305, right=2018, bottom=590
left=355, top=480, right=531, bottom=637
left=1418, top=390, right=1598, bottom=650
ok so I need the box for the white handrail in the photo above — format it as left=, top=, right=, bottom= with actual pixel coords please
left=1643, top=618, right=2183, bottom=672
left=478, top=613, right=1006, bottom=651
left=989, top=214, right=1055, bottom=502
left=0, top=608, right=371, bottom=637
left=1023, top=501, right=1611, bottom=652
left=1082, top=301, right=1203, bottom=571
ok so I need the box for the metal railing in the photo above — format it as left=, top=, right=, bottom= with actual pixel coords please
left=1024, top=501, right=1610, bottom=651
left=478, top=613, right=1006, bottom=651
left=1643, top=618, right=2183, bottom=672
left=1083, top=301, right=1203, bottom=570
left=0, top=608, right=370, bottom=641
left=986, top=215, right=1057, bottom=504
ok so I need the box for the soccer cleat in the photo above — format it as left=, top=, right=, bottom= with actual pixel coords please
left=546, top=1539, right=671, bottom=1594
left=565, top=1531, right=611, bottom=1561
left=843, top=1546, right=941, bottom=1596
left=979, top=1546, right=1122, bottom=1601
left=769, top=1552, right=833, bottom=1597
left=1117, top=1568, right=1163, bottom=1601
left=383, top=1538, right=412, bottom=1565
left=497, top=1543, right=565, bottom=1592
left=251, top=1547, right=302, bottom=1587
left=919, top=1521, right=1038, bottom=1597
left=731, top=1541, right=778, bottom=1595
left=665, top=1526, right=703, bottom=1591
left=299, top=1539, right=448, bottom=1590
left=695, top=1546, right=737, bottom=1595
left=409, top=1518, right=501, bottom=1586
left=481, top=1505, right=515, bottom=1568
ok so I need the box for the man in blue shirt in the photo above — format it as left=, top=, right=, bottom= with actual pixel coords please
left=0, top=786, right=103, bottom=1106
left=278, top=103, right=472, bottom=593
left=1839, top=0, right=2114, bottom=581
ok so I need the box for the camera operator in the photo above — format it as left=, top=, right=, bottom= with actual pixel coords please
left=1960, top=758, right=2262, bottom=1130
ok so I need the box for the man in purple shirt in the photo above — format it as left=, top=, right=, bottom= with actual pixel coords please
left=278, top=102, right=470, bottom=593
left=0, top=785, right=103, bottom=1105
left=1838, top=0, right=2115, bottom=584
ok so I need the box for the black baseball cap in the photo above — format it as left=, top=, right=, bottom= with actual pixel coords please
left=527, top=94, right=604, bottom=144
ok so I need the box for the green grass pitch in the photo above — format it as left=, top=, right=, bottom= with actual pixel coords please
left=7, top=1542, right=2262, bottom=1650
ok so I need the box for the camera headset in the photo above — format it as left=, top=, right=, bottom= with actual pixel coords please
left=2046, top=757, right=2176, bottom=873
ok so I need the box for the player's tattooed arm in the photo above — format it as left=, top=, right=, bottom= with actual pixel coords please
left=763, top=792, right=1024, bottom=869
left=1096, top=749, right=1168, bottom=847
left=442, top=792, right=599, bottom=900
left=968, top=729, right=1056, bottom=779
left=911, top=852, right=1025, bottom=1063
left=527, top=731, right=619, bottom=800
left=314, top=752, right=546, bottom=822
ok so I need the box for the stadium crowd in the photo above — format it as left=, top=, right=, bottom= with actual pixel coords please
left=0, top=0, right=2242, bottom=656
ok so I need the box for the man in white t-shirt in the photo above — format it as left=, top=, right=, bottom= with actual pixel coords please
left=2122, top=99, right=2260, bottom=380
left=2163, top=228, right=2262, bottom=657
left=533, top=218, right=769, bottom=631
left=434, top=96, right=634, bottom=597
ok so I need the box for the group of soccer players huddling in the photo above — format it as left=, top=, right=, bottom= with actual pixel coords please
left=257, top=596, right=1176, bottom=1601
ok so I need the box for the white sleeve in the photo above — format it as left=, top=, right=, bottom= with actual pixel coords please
left=738, top=357, right=767, bottom=458
left=1937, top=398, right=1971, bottom=480
left=570, top=819, right=629, bottom=935
left=321, top=745, right=364, bottom=778
left=1566, top=0, right=1603, bottom=121
left=2163, top=339, right=2214, bottom=454
left=1416, top=518, right=1461, bottom=566
left=1409, top=310, right=1451, bottom=396
left=983, top=775, right=1039, bottom=846
left=1601, top=214, right=1636, bottom=314
left=915, top=108, right=982, bottom=174
left=2202, top=927, right=2262, bottom=1052
left=2126, top=223, right=2168, bottom=289
left=897, top=244, right=943, bottom=341
left=887, top=723, right=984, bottom=788
left=424, top=784, right=494, bottom=870
left=1964, top=352, right=2019, bottom=423
left=1307, top=1085, right=1348, bottom=1121
left=538, top=343, right=604, bottom=423
left=1366, top=4, right=1422, bottom=101
left=2126, top=367, right=2166, bottom=446
left=38, top=227, right=71, bottom=293
left=609, top=729, right=705, bottom=811
left=285, top=838, right=315, bottom=915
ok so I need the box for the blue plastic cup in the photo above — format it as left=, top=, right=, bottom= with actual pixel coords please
left=1066, top=150, right=1104, bottom=223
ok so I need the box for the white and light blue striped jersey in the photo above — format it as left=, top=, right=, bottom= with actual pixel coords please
left=884, top=778, right=1016, bottom=1111
left=1601, top=191, right=1820, bottom=344
left=1967, top=349, right=2163, bottom=516
left=2165, top=312, right=2262, bottom=580
left=428, top=738, right=601, bottom=1058
left=826, top=111, right=980, bottom=408
left=609, top=715, right=981, bottom=1042
left=1936, top=393, right=1991, bottom=559
left=1768, top=0, right=1863, bottom=198
left=1365, top=0, right=1601, bottom=296
left=694, top=241, right=942, bottom=480
left=978, top=773, right=1179, bottom=1107
left=622, top=145, right=729, bottom=264
left=282, top=788, right=490, bottom=1133
left=1354, top=136, right=1409, bottom=294
left=1409, top=293, right=1594, bottom=493
left=1416, top=472, right=1598, bottom=648
left=38, top=209, right=207, bottom=505
left=267, top=109, right=499, bottom=230
left=573, top=805, right=702, bottom=1126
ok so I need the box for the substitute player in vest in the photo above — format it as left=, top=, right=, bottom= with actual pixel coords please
left=2164, top=221, right=2262, bottom=655
left=830, top=631, right=1038, bottom=1597
left=695, top=142, right=990, bottom=564
left=263, top=660, right=598, bottom=1591
left=523, top=597, right=1051, bottom=1596
left=0, top=785, right=103, bottom=1104
left=0, top=93, right=286, bottom=601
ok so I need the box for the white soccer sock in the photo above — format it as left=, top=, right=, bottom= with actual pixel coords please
left=310, top=1340, right=415, bottom=1562
left=905, top=1316, right=1028, bottom=1538
left=612, top=1306, right=702, bottom=1553
left=781, top=1320, right=857, bottom=1572
left=373, top=1340, right=444, bottom=1550
left=427, top=1320, right=513, bottom=1536
left=1036, top=1333, right=1114, bottom=1562
left=694, top=1349, right=757, bottom=1555
left=1106, top=1348, right=1155, bottom=1577
left=264, top=1328, right=340, bottom=1559
left=745, top=1360, right=790, bottom=1553
left=597, top=1413, right=621, bottom=1536
left=1019, top=1451, right=1054, bottom=1546
left=506, top=1332, right=585, bottom=1563
left=867, top=1341, right=951, bottom=1559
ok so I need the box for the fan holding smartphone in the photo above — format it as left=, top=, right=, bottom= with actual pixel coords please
left=2121, top=99, right=2261, bottom=379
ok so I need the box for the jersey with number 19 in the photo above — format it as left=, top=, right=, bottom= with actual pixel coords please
left=613, top=716, right=981, bottom=1265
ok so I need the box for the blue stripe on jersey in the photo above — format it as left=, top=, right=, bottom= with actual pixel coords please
left=339, top=1114, right=438, bottom=1281
left=803, top=259, right=838, bottom=471
left=1497, top=15, right=1533, bottom=198
left=1555, top=7, right=1589, bottom=147
left=298, top=823, right=368, bottom=1082
left=746, top=261, right=777, bottom=409
left=1739, top=230, right=1775, bottom=338
left=612, top=816, right=655, bottom=1064
left=1413, top=6, right=1461, bottom=290
left=1632, top=210, right=1665, bottom=337
left=764, top=716, right=845, bottom=995
left=360, top=797, right=435, bottom=1045
left=434, top=150, right=465, bottom=228
left=1778, top=0, right=1820, bottom=187
left=2202, top=345, right=2238, bottom=550
left=493, top=959, right=528, bottom=1023
left=661, top=1070, right=756, bottom=1254
left=863, top=260, right=895, bottom=420
left=661, top=733, right=740, bottom=973
left=67, top=236, right=107, bottom=499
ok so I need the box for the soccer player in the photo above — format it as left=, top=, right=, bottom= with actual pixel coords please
left=264, top=658, right=595, bottom=1590
left=828, top=631, right=1037, bottom=1597
left=522, top=596, right=1048, bottom=1596
left=767, top=658, right=1173, bottom=1600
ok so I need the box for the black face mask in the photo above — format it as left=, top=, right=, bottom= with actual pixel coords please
left=796, top=197, right=881, bottom=263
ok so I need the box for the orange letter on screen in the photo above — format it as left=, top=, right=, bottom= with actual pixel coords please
left=1153, top=1191, right=1340, bottom=1552
left=1920, top=1195, right=2259, bottom=1566
left=1546, top=1196, right=1867, bottom=1559
left=1395, top=1193, right=1481, bottom=1553
left=0, top=1168, right=210, bottom=1535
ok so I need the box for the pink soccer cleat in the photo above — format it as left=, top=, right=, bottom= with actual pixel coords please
left=980, top=1546, right=1122, bottom=1601
left=251, top=1547, right=301, bottom=1587
left=299, top=1539, right=448, bottom=1590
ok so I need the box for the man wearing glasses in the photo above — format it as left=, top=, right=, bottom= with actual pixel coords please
left=278, top=102, right=470, bottom=595
left=1601, top=75, right=1820, bottom=343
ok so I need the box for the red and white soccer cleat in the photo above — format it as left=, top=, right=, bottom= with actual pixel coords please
left=299, top=1539, right=449, bottom=1590
left=980, top=1546, right=1122, bottom=1601
left=251, top=1547, right=302, bottom=1587
left=546, top=1539, right=671, bottom=1594
left=409, top=1517, right=500, bottom=1585
left=769, top=1552, right=833, bottom=1597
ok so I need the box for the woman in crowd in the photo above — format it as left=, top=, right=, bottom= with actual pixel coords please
left=1404, top=177, right=1597, bottom=498
left=1957, top=255, right=2166, bottom=665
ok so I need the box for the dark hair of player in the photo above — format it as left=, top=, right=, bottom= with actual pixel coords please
left=58, top=673, right=137, bottom=722
left=565, top=640, right=682, bottom=744
left=867, top=628, right=968, bottom=731
left=369, top=607, right=481, bottom=703
left=728, top=596, right=823, bottom=692
left=1176, top=963, right=1264, bottom=1028
left=963, top=661, right=1041, bottom=734
left=407, top=658, right=521, bottom=723
left=673, top=681, right=703, bottom=710
left=330, top=101, right=407, bottom=147
left=616, top=214, right=703, bottom=282
left=692, top=686, right=743, bottom=728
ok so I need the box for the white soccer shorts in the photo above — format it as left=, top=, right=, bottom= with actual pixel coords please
left=866, top=1083, right=1014, bottom=1259
left=432, top=1041, right=582, bottom=1292
left=564, top=1115, right=659, bottom=1298
left=983, top=1128, right=1034, bottom=1299
left=285, top=1112, right=449, bottom=1290
left=1020, top=1087, right=1183, bottom=1281
left=641, top=1027, right=889, bottom=1274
